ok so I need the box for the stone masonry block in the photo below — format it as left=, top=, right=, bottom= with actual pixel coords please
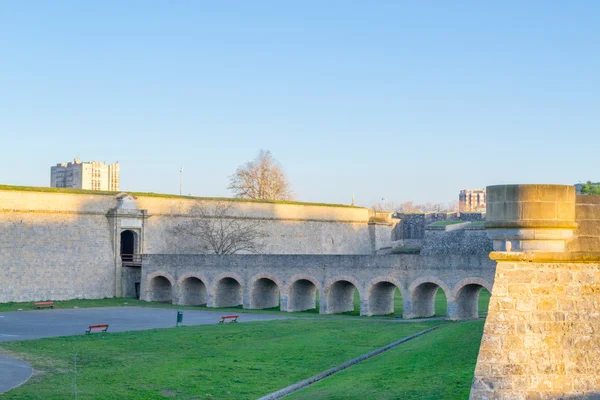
left=505, top=185, right=539, bottom=202
left=575, top=220, right=600, bottom=236
left=576, top=194, right=600, bottom=205
left=556, top=202, right=576, bottom=220
left=520, top=202, right=557, bottom=220
left=575, top=204, right=600, bottom=220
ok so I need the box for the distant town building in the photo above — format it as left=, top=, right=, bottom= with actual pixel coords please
left=51, top=158, right=120, bottom=191
left=459, top=189, right=486, bottom=212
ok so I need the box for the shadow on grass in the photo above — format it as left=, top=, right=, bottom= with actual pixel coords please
left=0, top=289, right=491, bottom=319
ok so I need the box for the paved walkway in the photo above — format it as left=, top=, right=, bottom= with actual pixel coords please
left=0, top=354, right=33, bottom=394
left=0, top=307, right=288, bottom=342
left=0, top=307, right=288, bottom=394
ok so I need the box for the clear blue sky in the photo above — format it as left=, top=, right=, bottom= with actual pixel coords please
left=1, top=2, right=598, bottom=205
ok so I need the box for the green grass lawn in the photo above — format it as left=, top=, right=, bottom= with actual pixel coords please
left=0, top=288, right=491, bottom=318
left=0, top=319, right=448, bottom=400
left=428, top=220, right=466, bottom=226
left=344, top=288, right=490, bottom=318
left=288, top=320, right=485, bottom=400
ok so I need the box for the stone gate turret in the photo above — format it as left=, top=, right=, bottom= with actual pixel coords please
left=471, top=184, right=600, bottom=399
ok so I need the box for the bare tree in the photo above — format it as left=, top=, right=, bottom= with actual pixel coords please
left=420, top=202, right=446, bottom=213
left=228, top=149, right=292, bottom=200
left=173, top=201, right=267, bottom=254
left=447, top=200, right=459, bottom=212
left=397, top=201, right=422, bottom=213
left=371, top=200, right=456, bottom=213
left=371, top=200, right=401, bottom=212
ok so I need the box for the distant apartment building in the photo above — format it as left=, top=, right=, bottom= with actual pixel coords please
left=51, top=158, right=120, bottom=191
left=459, top=189, right=486, bottom=212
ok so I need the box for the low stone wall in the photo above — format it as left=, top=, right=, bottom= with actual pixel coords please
left=422, top=227, right=492, bottom=256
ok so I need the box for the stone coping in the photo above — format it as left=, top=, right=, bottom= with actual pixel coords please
left=490, top=251, right=600, bottom=262
left=485, top=220, right=578, bottom=229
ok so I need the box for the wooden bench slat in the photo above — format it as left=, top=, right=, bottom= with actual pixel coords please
left=218, top=315, right=240, bottom=323
left=86, top=324, right=109, bottom=334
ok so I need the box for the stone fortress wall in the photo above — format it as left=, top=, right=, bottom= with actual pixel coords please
left=0, top=186, right=493, bottom=303
left=0, top=187, right=375, bottom=302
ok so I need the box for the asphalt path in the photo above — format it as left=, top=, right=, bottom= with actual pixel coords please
left=0, top=354, right=33, bottom=394
left=0, top=306, right=288, bottom=342
left=0, top=307, right=288, bottom=394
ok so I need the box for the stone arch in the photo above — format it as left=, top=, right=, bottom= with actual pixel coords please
left=452, top=277, right=493, bottom=298
left=408, top=276, right=451, bottom=318
left=178, top=273, right=209, bottom=306
left=367, top=277, right=405, bottom=316
left=283, top=274, right=322, bottom=295
left=146, top=272, right=175, bottom=303
left=325, top=276, right=361, bottom=314
left=285, top=275, right=321, bottom=312
left=451, top=278, right=493, bottom=320
left=213, top=274, right=243, bottom=308
left=120, top=230, right=137, bottom=256
left=324, top=275, right=362, bottom=295
left=249, top=274, right=282, bottom=309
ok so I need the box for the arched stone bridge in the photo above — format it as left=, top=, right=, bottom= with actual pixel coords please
left=140, top=254, right=495, bottom=320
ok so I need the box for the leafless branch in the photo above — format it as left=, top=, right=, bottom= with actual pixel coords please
left=172, top=201, right=267, bottom=254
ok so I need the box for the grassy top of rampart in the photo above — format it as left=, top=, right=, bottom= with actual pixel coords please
left=0, top=184, right=365, bottom=209
left=428, top=220, right=466, bottom=226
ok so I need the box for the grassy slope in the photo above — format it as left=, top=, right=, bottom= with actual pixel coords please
left=0, top=320, right=443, bottom=400
left=289, top=320, right=485, bottom=400
left=0, top=289, right=491, bottom=318
left=0, top=184, right=363, bottom=209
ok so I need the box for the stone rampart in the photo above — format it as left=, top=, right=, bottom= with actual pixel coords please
left=0, top=187, right=374, bottom=302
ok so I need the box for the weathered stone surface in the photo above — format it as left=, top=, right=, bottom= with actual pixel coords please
left=471, top=185, right=600, bottom=399
left=471, top=261, right=600, bottom=399
left=0, top=189, right=374, bottom=302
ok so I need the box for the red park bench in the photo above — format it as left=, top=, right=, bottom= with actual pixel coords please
left=218, top=315, right=239, bottom=323
left=34, top=301, right=54, bottom=309
left=86, top=324, right=109, bottom=334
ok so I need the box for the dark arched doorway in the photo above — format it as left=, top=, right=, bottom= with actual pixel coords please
left=120, top=230, right=140, bottom=299
left=121, top=230, right=135, bottom=257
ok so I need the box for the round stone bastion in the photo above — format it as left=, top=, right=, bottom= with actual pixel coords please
left=485, top=184, right=577, bottom=252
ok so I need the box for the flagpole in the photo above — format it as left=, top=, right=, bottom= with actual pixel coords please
left=179, top=167, right=183, bottom=196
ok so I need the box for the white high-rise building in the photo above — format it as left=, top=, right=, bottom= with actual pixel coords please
left=459, top=189, right=486, bottom=213
left=51, top=158, right=120, bottom=191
